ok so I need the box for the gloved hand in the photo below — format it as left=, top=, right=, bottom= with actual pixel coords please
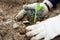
left=15, top=2, right=49, bottom=21
left=26, top=14, right=60, bottom=40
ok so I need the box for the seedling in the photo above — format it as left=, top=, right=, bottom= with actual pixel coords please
left=34, top=3, right=44, bottom=23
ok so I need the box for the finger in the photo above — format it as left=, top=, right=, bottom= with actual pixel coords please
left=23, top=3, right=37, bottom=10
left=44, top=33, right=58, bottom=40
left=26, top=28, right=44, bottom=37
left=31, top=31, right=46, bottom=40
left=16, top=9, right=27, bottom=19
left=44, top=37, right=50, bottom=40
left=26, top=24, right=40, bottom=31
left=26, top=22, right=44, bottom=31
left=36, top=21, right=40, bottom=24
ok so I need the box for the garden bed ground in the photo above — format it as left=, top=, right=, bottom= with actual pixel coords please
left=0, top=0, right=60, bottom=40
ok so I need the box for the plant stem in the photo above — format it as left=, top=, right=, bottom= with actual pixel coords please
left=34, top=11, right=37, bottom=24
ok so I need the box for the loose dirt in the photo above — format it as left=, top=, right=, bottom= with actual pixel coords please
left=0, top=0, right=60, bottom=40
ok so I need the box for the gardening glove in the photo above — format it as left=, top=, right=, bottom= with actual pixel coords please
left=14, top=9, right=27, bottom=21
left=26, top=14, right=60, bottom=40
left=15, top=2, right=50, bottom=21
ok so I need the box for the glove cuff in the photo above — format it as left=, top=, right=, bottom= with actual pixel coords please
left=44, top=3, right=50, bottom=11
left=39, top=3, right=49, bottom=17
left=43, top=0, right=53, bottom=9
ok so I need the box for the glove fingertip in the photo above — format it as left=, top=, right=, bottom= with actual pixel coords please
left=26, top=32, right=32, bottom=37
left=36, top=21, right=40, bottom=24
left=31, top=37, right=37, bottom=40
left=26, top=26, right=31, bottom=30
left=23, top=5, right=28, bottom=9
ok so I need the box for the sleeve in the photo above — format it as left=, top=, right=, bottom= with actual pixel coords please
left=49, top=0, right=60, bottom=8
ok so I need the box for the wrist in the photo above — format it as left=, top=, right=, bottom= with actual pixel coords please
left=43, top=0, right=53, bottom=9
left=38, top=3, right=49, bottom=17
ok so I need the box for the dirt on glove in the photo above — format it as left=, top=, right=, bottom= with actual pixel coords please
left=0, top=0, right=60, bottom=40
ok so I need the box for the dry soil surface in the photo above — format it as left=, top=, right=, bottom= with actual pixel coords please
left=0, top=0, right=60, bottom=40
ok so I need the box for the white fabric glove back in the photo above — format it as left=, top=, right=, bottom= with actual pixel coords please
left=23, top=3, right=49, bottom=17
left=15, top=3, right=49, bottom=20
left=26, top=14, right=60, bottom=40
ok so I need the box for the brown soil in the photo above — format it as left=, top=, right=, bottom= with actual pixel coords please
left=0, top=0, right=60, bottom=40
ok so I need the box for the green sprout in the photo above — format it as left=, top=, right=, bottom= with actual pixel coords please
left=34, top=3, right=44, bottom=23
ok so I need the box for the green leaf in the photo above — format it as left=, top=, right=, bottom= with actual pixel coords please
left=34, top=3, right=44, bottom=23
left=36, top=3, right=44, bottom=12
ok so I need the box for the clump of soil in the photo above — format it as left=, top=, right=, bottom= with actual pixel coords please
left=0, top=16, right=29, bottom=40
left=0, top=0, right=60, bottom=40
left=0, top=1, right=29, bottom=40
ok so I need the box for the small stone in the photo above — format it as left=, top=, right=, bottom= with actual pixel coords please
left=0, top=9, right=3, bottom=13
left=13, top=23, right=19, bottom=29
left=0, top=16, right=4, bottom=20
